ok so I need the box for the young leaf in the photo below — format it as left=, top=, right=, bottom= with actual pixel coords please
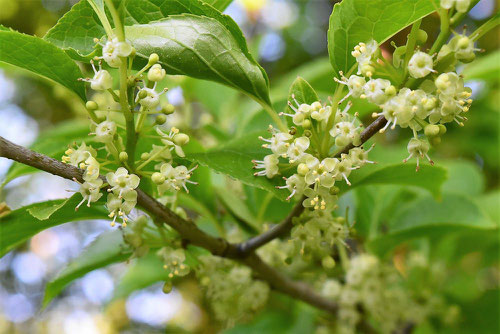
left=185, top=132, right=289, bottom=201
left=0, top=195, right=107, bottom=258
left=367, top=193, right=498, bottom=255
left=327, top=0, right=436, bottom=75
left=125, top=15, right=270, bottom=105
left=43, top=230, right=131, bottom=308
left=288, top=76, right=319, bottom=106
left=28, top=198, right=70, bottom=220
left=0, top=29, right=86, bottom=100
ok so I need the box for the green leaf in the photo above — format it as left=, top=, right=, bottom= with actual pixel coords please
left=0, top=195, right=107, bottom=258
left=112, top=253, right=170, bottom=301
left=0, top=29, right=86, bottom=100
left=2, top=121, right=91, bottom=186
left=462, top=50, right=500, bottom=81
left=44, top=0, right=105, bottom=58
left=368, top=193, right=497, bottom=255
left=185, top=132, right=289, bottom=201
left=45, top=0, right=270, bottom=104
left=28, top=198, right=70, bottom=220
left=205, top=0, right=234, bottom=11
left=214, top=186, right=259, bottom=231
left=441, top=160, right=484, bottom=196
left=125, top=14, right=270, bottom=105
left=43, top=230, right=130, bottom=308
left=338, top=163, right=448, bottom=198
left=327, top=0, right=436, bottom=75
left=287, top=76, right=319, bottom=106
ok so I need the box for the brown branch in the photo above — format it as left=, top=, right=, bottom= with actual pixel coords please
left=0, top=135, right=337, bottom=314
left=235, top=115, right=388, bottom=256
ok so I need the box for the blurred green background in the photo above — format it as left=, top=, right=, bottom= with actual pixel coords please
left=0, top=0, right=498, bottom=333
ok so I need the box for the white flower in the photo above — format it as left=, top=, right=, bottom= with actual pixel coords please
left=408, top=51, right=434, bottom=78
left=283, top=97, right=313, bottom=126
left=106, top=167, right=140, bottom=198
left=348, top=146, right=374, bottom=166
left=305, top=157, right=337, bottom=188
left=147, top=64, right=166, bottom=82
left=311, top=104, right=332, bottom=122
left=302, top=186, right=337, bottom=211
left=76, top=178, right=103, bottom=210
left=81, top=61, right=112, bottom=91
left=137, top=87, right=161, bottom=109
left=403, top=138, right=433, bottom=171
left=62, top=143, right=96, bottom=166
left=253, top=154, right=279, bottom=178
left=82, top=156, right=100, bottom=181
left=102, top=37, right=132, bottom=68
left=156, top=127, right=186, bottom=157
left=276, top=174, right=306, bottom=200
left=352, top=40, right=378, bottom=72
left=107, top=191, right=137, bottom=227
left=92, top=119, right=116, bottom=143
left=156, top=162, right=197, bottom=193
left=286, top=137, right=310, bottom=163
left=362, top=79, right=391, bottom=105
left=260, top=131, right=293, bottom=156
left=158, top=247, right=190, bottom=277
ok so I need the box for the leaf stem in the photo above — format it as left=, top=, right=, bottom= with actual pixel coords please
left=260, top=101, right=288, bottom=132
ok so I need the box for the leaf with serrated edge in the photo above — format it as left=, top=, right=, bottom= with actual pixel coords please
left=0, top=30, right=86, bottom=100
left=43, top=230, right=130, bottom=308
left=0, top=195, right=107, bottom=258
left=328, top=0, right=436, bottom=76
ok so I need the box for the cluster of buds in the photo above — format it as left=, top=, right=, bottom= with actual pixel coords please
left=337, top=36, right=475, bottom=170
left=196, top=255, right=270, bottom=324
left=290, top=214, right=349, bottom=265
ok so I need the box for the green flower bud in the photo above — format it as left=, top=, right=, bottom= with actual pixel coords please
left=303, top=130, right=312, bottom=137
left=297, top=163, right=309, bottom=176
left=152, top=172, right=166, bottom=185
left=329, top=186, right=340, bottom=195
left=119, top=151, right=129, bottom=162
left=173, top=133, right=190, bottom=146
left=417, top=29, right=428, bottom=44
left=148, top=53, right=159, bottom=65
left=155, top=114, right=167, bottom=125
left=385, top=85, right=397, bottom=96
left=360, top=64, right=375, bottom=77
left=424, top=124, right=440, bottom=137
left=322, top=256, right=336, bottom=269
left=138, top=89, right=148, bottom=99
left=141, top=152, right=150, bottom=160
left=86, top=100, right=98, bottom=111
left=438, top=124, right=447, bottom=135
left=162, top=281, right=173, bottom=294
left=162, top=104, right=175, bottom=115
left=302, top=119, right=312, bottom=129
left=430, top=136, right=441, bottom=146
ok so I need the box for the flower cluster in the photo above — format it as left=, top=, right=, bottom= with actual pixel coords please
left=337, top=35, right=475, bottom=170
left=254, top=98, right=372, bottom=212
left=62, top=143, right=103, bottom=210
left=196, top=255, right=270, bottom=325
left=320, top=254, right=455, bottom=334
left=290, top=214, right=348, bottom=264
